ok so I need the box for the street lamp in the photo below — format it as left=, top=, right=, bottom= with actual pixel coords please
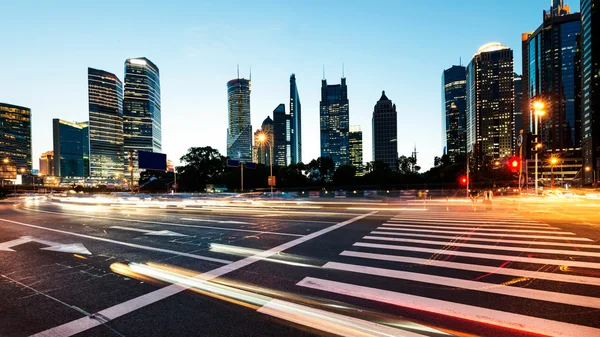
left=549, top=156, right=558, bottom=189
left=533, top=100, right=545, bottom=195
left=585, top=166, right=597, bottom=188
left=256, top=132, right=274, bottom=198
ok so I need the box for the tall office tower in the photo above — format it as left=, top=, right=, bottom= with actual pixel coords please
left=226, top=77, right=252, bottom=162
left=0, top=103, right=32, bottom=173
left=514, top=74, right=524, bottom=153
left=349, top=125, right=363, bottom=175
left=581, top=0, right=600, bottom=185
left=272, top=104, right=290, bottom=166
left=466, top=42, right=515, bottom=160
left=320, top=77, right=349, bottom=167
left=88, top=68, right=124, bottom=178
left=123, top=57, right=161, bottom=178
left=522, top=4, right=581, bottom=154
left=52, top=119, right=90, bottom=177
left=372, top=91, right=398, bottom=170
left=289, top=74, right=302, bottom=163
left=442, top=65, right=467, bottom=161
left=39, top=151, right=54, bottom=176
left=253, top=116, right=273, bottom=165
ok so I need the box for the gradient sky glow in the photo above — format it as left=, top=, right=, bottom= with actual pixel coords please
left=0, top=0, right=580, bottom=170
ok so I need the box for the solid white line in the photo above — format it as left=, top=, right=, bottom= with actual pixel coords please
left=181, top=218, right=253, bottom=225
left=340, top=250, right=600, bottom=286
left=377, top=227, right=591, bottom=241
left=28, top=211, right=377, bottom=337
left=23, top=208, right=303, bottom=237
left=354, top=242, right=600, bottom=269
left=363, top=236, right=600, bottom=258
left=382, top=223, right=573, bottom=234
left=0, top=218, right=231, bottom=264
left=297, top=277, right=600, bottom=337
left=258, top=299, right=429, bottom=337
left=324, top=262, right=600, bottom=309
left=371, top=230, right=600, bottom=249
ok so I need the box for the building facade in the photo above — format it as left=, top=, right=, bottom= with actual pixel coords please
left=226, top=78, right=252, bottom=162
left=442, top=65, right=467, bottom=161
left=320, top=77, right=349, bottom=167
left=0, top=103, right=32, bottom=174
left=466, top=42, right=515, bottom=160
left=123, top=57, right=161, bottom=178
left=53, top=119, right=89, bottom=177
left=289, top=74, right=302, bottom=164
left=272, top=104, right=289, bottom=166
left=253, top=116, right=273, bottom=165
left=372, top=91, right=398, bottom=170
left=581, top=0, right=600, bottom=184
left=522, top=4, right=581, bottom=155
left=349, top=125, right=363, bottom=175
left=88, top=68, right=124, bottom=178
left=39, top=151, right=54, bottom=176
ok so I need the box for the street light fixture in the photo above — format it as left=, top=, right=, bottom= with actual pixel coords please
left=256, top=132, right=274, bottom=198
left=533, top=100, right=545, bottom=195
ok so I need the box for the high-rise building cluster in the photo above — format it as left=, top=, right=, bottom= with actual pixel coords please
left=441, top=0, right=600, bottom=186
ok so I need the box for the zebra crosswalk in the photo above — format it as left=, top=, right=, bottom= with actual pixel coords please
left=295, top=210, right=600, bottom=337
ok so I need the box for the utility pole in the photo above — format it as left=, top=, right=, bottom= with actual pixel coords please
left=466, top=150, right=470, bottom=199
left=129, top=150, right=134, bottom=193
left=240, top=162, right=244, bottom=192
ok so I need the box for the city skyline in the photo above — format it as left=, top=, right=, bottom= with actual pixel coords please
left=0, top=1, right=580, bottom=171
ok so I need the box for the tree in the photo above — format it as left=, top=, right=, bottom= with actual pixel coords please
left=332, top=164, right=356, bottom=186
left=177, top=146, right=226, bottom=191
left=279, top=162, right=309, bottom=187
left=307, top=157, right=335, bottom=183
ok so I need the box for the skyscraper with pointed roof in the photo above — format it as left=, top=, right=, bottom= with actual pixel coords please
left=372, top=91, right=398, bottom=170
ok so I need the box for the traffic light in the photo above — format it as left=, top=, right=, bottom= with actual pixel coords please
left=509, top=157, right=520, bottom=173
left=459, top=176, right=468, bottom=185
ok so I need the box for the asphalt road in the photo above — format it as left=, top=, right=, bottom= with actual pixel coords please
left=1, top=196, right=599, bottom=337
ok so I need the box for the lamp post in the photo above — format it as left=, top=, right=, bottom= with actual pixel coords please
left=533, top=101, right=545, bottom=195
left=586, top=166, right=597, bottom=188
left=549, top=156, right=558, bottom=189
left=257, top=132, right=273, bottom=198
left=1, top=158, right=8, bottom=188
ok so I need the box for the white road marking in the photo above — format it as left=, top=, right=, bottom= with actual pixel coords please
left=363, top=236, right=600, bottom=258
left=0, top=218, right=231, bottom=264
left=371, top=230, right=600, bottom=249
left=23, top=208, right=303, bottom=237
left=297, top=277, right=600, bottom=337
left=181, top=218, right=253, bottom=225
left=388, top=220, right=553, bottom=229
left=258, top=299, right=430, bottom=337
left=0, top=236, right=91, bottom=255
left=28, top=211, right=377, bottom=337
left=377, top=226, right=591, bottom=241
left=340, top=250, right=600, bottom=286
left=109, top=226, right=188, bottom=237
left=382, top=223, right=573, bottom=234
left=0, top=237, right=35, bottom=251
left=391, top=217, right=538, bottom=224
left=354, top=242, right=600, bottom=269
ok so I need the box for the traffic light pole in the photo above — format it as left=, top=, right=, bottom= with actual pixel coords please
left=534, top=117, right=539, bottom=195
left=466, top=151, right=470, bottom=199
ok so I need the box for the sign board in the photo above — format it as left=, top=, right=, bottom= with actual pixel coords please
left=268, top=176, right=276, bottom=186
left=245, top=162, right=257, bottom=169
left=334, top=190, right=347, bottom=198
left=517, top=134, right=523, bottom=147
left=138, top=151, right=167, bottom=171
left=309, top=191, right=320, bottom=198
left=227, top=159, right=240, bottom=167
left=364, top=190, right=377, bottom=197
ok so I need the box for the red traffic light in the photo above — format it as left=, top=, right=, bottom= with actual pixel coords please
left=459, top=176, right=467, bottom=185
left=511, top=159, right=518, bottom=168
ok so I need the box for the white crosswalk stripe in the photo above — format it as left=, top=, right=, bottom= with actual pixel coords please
left=295, top=211, right=600, bottom=337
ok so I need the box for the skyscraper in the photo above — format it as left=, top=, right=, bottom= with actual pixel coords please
left=0, top=103, right=32, bottom=173
left=39, top=151, right=54, bottom=176
left=514, top=74, right=524, bottom=153
left=320, top=77, right=349, bottom=167
left=522, top=4, right=581, bottom=154
left=226, top=77, right=252, bottom=162
left=581, top=0, right=600, bottom=185
left=52, top=119, right=89, bottom=177
left=372, top=91, right=398, bottom=170
left=88, top=68, right=124, bottom=178
left=466, top=42, right=515, bottom=160
left=441, top=65, right=467, bottom=161
left=289, top=74, right=302, bottom=163
left=349, top=125, right=363, bottom=175
left=123, top=57, right=161, bottom=177
left=253, top=116, right=273, bottom=165
left=273, top=104, right=289, bottom=166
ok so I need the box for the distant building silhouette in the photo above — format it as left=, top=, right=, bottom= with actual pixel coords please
left=349, top=125, right=363, bottom=175
left=0, top=103, right=32, bottom=173
left=372, top=91, right=398, bottom=170
left=273, top=104, right=289, bottom=166
left=39, top=151, right=54, bottom=176
left=53, top=119, right=89, bottom=177
left=289, top=74, right=302, bottom=163
left=320, top=77, right=349, bottom=167
left=226, top=77, right=252, bottom=162
left=442, top=65, right=467, bottom=161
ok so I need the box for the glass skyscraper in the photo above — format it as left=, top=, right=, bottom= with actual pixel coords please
left=88, top=67, right=124, bottom=178
left=372, top=91, right=398, bottom=170
left=349, top=125, right=363, bottom=175
left=466, top=42, right=515, bottom=160
left=441, top=65, right=467, bottom=162
left=289, top=74, right=302, bottom=163
left=581, top=0, right=600, bottom=184
left=273, top=104, right=289, bottom=166
left=226, top=78, right=252, bottom=162
left=123, top=57, right=161, bottom=177
left=0, top=103, right=31, bottom=173
left=320, top=77, right=349, bottom=167
left=52, top=119, right=89, bottom=177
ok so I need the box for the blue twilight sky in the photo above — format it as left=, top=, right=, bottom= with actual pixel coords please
left=0, top=0, right=580, bottom=170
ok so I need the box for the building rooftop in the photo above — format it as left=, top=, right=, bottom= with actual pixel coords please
left=474, top=42, right=509, bottom=57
